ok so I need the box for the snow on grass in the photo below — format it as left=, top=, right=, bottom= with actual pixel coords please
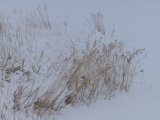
left=0, top=1, right=152, bottom=120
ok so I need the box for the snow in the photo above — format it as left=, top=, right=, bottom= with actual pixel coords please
left=0, top=0, right=160, bottom=120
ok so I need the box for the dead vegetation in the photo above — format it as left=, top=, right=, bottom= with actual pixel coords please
left=90, top=11, right=105, bottom=35
left=0, top=4, right=145, bottom=120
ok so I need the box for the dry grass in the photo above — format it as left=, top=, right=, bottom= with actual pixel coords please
left=24, top=3, right=51, bottom=29
left=0, top=4, right=145, bottom=120
left=90, top=11, right=105, bottom=35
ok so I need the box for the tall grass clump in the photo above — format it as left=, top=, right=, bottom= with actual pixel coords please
left=47, top=39, right=145, bottom=108
left=0, top=4, right=145, bottom=120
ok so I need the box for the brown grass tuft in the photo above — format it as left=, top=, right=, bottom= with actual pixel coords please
left=0, top=7, right=145, bottom=119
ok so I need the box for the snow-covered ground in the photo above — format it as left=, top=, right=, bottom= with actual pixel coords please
left=0, top=0, right=160, bottom=120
